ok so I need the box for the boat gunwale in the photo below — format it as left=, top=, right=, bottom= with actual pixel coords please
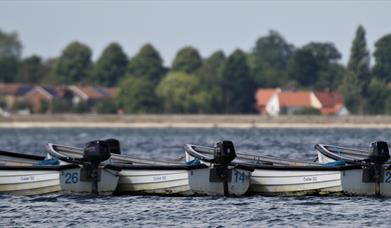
left=111, top=163, right=208, bottom=170
left=315, top=144, right=366, bottom=164
left=0, top=150, right=45, bottom=161
left=186, top=144, right=361, bottom=171
left=0, top=164, right=79, bottom=171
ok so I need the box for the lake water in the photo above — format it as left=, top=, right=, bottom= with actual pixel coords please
left=1, top=128, right=391, bottom=227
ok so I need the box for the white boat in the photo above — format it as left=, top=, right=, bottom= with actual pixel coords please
left=113, top=164, right=206, bottom=196
left=46, top=141, right=120, bottom=195
left=184, top=142, right=354, bottom=195
left=183, top=141, right=254, bottom=196
left=315, top=141, right=391, bottom=196
left=315, top=143, right=369, bottom=164
left=0, top=150, right=79, bottom=195
left=48, top=139, right=253, bottom=196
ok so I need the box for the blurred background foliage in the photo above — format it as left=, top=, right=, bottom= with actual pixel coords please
left=1, top=26, right=391, bottom=114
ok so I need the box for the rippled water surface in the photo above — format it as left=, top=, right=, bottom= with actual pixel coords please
left=1, top=128, right=391, bottom=227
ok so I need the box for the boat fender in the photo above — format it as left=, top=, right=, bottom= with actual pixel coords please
left=83, top=140, right=111, bottom=163
left=104, top=138, right=121, bottom=155
left=213, top=140, right=236, bottom=164
left=368, top=141, right=390, bottom=164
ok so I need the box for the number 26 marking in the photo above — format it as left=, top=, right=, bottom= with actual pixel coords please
left=65, top=172, right=79, bottom=184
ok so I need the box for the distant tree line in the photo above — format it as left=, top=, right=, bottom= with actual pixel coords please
left=1, top=25, right=391, bottom=114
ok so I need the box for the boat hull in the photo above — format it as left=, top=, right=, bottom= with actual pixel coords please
left=248, top=168, right=342, bottom=195
left=315, top=143, right=391, bottom=196
left=188, top=167, right=251, bottom=196
left=0, top=170, right=60, bottom=195
left=116, top=165, right=251, bottom=196
left=116, top=169, right=191, bottom=195
left=341, top=168, right=391, bottom=196
left=59, top=167, right=119, bottom=195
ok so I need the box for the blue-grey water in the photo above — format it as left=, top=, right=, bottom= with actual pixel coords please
left=1, top=128, right=391, bottom=227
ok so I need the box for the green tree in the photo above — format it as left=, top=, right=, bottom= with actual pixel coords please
left=0, top=58, right=18, bottom=82
left=0, top=29, right=21, bottom=58
left=0, top=29, right=22, bottom=83
left=171, top=47, right=202, bottom=74
left=220, top=49, right=255, bottom=113
left=384, top=95, right=391, bottom=115
left=128, top=43, right=166, bottom=84
left=16, top=55, right=47, bottom=83
left=251, top=30, right=294, bottom=87
left=339, top=71, right=364, bottom=114
left=96, top=99, right=118, bottom=114
left=340, top=26, right=371, bottom=114
left=50, top=41, right=92, bottom=85
left=288, top=42, right=342, bottom=89
left=118, top=77, right=160, bottom=113
left=373, top=34, right=391, bottom=82
left=198, top=50, right=225, bottom=82
left=156, top=72, right=211, bottom=113
left=91, top=42, right=127, bottom=86
left=197, top=51, right=226, bottom=113
left=365, top=78, right=389, bottom=114
left=348, top=25, right=371, bottom=93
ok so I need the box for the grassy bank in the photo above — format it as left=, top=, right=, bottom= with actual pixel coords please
left=1, top=114, right=391, bottom=128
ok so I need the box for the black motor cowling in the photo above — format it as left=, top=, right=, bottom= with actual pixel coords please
left=368, top=141, right=390, bottom=164
left=83, top=140, right=111, bottom=163
left=213, top=140, right=236, bottom=164
left=104, top=138, right=121, bottom=155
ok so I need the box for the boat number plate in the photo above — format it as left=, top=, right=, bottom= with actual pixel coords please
left=385, top=171, right=391, bottom=184
left=234, top=170, right=246, bottom=183
left=63, top=172, right=79, bottom=184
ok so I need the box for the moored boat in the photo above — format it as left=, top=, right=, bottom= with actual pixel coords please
left=184, top=141, right=354, bottom=195
left=315, top=141, right=391, bottom=196
left=0, top=149, right=78, bottom=195
left=48, top=139, right=253, bottom=196
left=46, top=141, right=121, bottom=195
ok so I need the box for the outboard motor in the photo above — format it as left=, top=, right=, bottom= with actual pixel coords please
left=210, top=140, right=237, bottom=196
left=368, top=141, right=390, bottom=164
left=81, top=140, right=111, bottom=194
left=213, top=140, right=236, bottom=164
left=104, top=138, right=121, bottom=155
left=83, top=140, right=111, bottom=163
left=362, top=141, right=390, bottom=195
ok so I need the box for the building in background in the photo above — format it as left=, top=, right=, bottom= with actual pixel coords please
left=0, top=83, right=117, bottom=114
left=255, top=88, right=349, bottom=116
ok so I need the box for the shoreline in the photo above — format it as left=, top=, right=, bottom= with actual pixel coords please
left=1, top=122, right=391, bottom=129
left=1, top=114, right=391, bottom=128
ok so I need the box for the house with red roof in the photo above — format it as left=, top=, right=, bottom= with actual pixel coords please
left=255, top=88, right=349, bottom=116
left=69, top=85, right=117, bottom=106
left=24, top=86, right=74, bottom=113
left=255, top=88, right=281, bottom=114
left=0, top=83, right=33, bottom=109
left=313, top=91, right=349, bottom=116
